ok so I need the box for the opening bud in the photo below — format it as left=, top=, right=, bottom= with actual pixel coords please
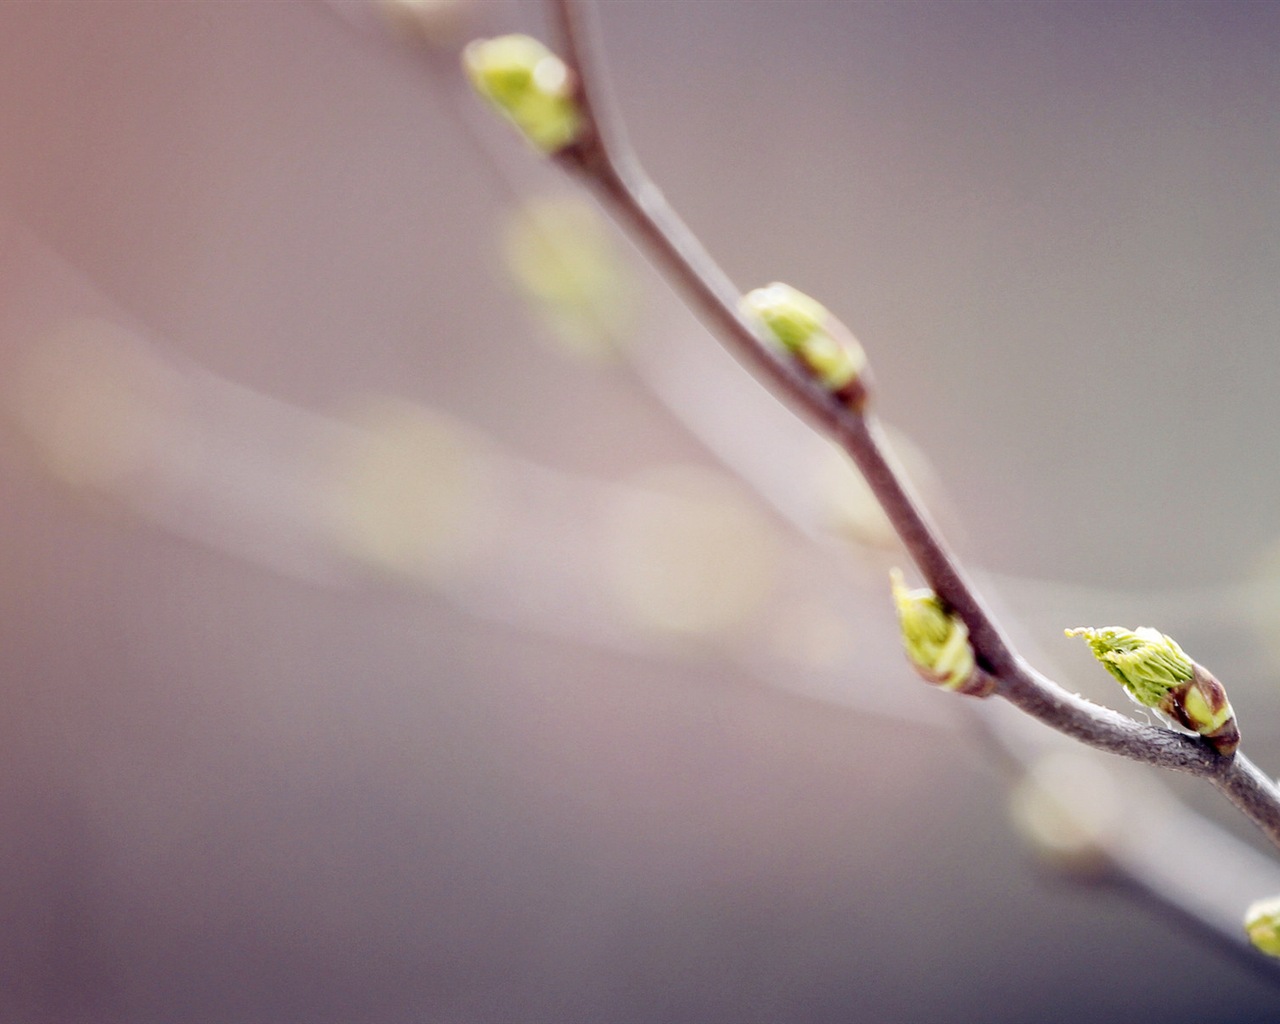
left=463, top=35, right=583, bottom=153
left=1066, top=626, right=1239, bottom=756
left=1245, top=896, right=1280, bottom=957
left=890, top=569, right=992, bottom=696
left=740, top=283, right=867, bottom=405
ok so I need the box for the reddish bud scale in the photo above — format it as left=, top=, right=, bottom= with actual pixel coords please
left=931, top=665, right=997, bottom=698
left=1158, top=664, right=1239, bottom=757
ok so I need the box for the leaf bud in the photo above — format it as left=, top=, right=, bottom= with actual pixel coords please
left=1065, top=626, right=1239, bottom=756
left=462, top=35, right=583, bottom=153
left=1245, top=896, right=1280, bottom=957
left=740, top=283, right=867, bottom=405
left=890, top=569, right=993, bottom=696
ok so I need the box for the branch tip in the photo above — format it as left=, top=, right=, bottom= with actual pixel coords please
left=462, top=34, right=583, bottom=153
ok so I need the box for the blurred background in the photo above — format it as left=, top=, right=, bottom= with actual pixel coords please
left=1, top=1, right=1280, bottom=1020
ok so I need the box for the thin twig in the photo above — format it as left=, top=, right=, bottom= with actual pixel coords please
left=546, top=0, right=1280, bottom=852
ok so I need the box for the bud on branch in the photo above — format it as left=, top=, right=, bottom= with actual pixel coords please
left=1245, top=896, right=1280, bottom=957
left=740, top=283, right=867, bottom=408
left=1066, top=626, right=1239, bottom=756
left=463, top=34, right=583, bottom=153
left=890, top=569, right=994, bottom=697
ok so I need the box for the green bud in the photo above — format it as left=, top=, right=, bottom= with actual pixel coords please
left=463, top=35, right=583, bottom=153
left=890, top=569, right=991, bottom=696
left=1066, top=626, right=1239, bottom=756
left=1244, top=896, right=1280, bottom=957
left=1065, top=626, right=1192, bottom=705
left=740, top=283, right=866, bottom=396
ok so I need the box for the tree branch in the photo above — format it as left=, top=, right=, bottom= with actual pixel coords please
left=545, top=0, right=1280, bottom=852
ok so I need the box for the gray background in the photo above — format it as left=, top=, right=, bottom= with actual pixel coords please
left=1, top=1, right=1279, bottom=1021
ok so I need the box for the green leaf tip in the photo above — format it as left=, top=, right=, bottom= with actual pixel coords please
left=890, top=569, right=991, bottom=696
left=463, top=35, right=583, bottom=153
left=1245, top=896, right=1280, bottom=957
left=740, top=283, right=866, bottom=398
left=1066, top=625, right=1239, bottom=756
left=1064, top=626, right=1192, bottom=705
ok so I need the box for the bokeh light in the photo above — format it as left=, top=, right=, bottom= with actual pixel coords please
left=322, top=396, right=501, bottom=585
left=605, top=464, right=778, bottom=637
left=502, top=195, right=637, bottom=360
left=1009, top=750, right=1124, bottom=875
left=8, top=317, right=180, bottom=493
